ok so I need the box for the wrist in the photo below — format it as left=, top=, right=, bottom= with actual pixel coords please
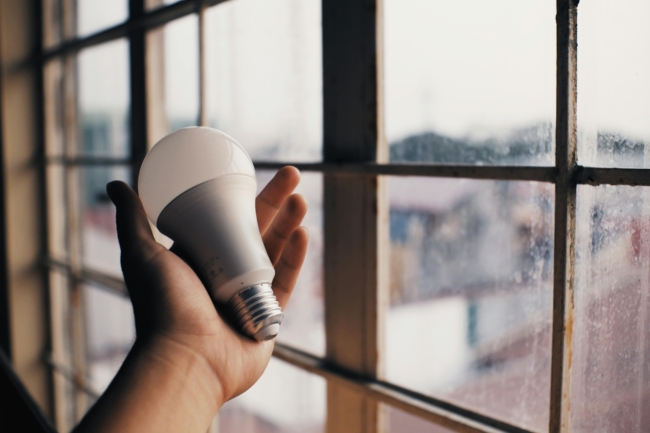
left=133, top=334, right=226, bottom=412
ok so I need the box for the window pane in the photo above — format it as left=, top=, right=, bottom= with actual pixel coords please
left=219, top=358, right=325, bottom=433
left=84, top=283, right=135, bottom=394
left=78, top=39, right=130, bottom=157
left=385, top=177, right=554, bottom=432
left=43, top=0, right=64, bottom=49
left=77, top=0, right=128, bottom=37
left=50, top=270, right=76, bottom=432
left=148, top=15, right=200, bottom=144
left=386, top=405, right=455, bottom=433
left=572, top=185, right=650, bottom=432
left=80, top=166, right=130, bottom=276
left=577, top=0, right=650, bottom=168
left=256, top=171, right=324, bottom=356
left=385, top=0, right=555, bottom=166
left=46, top=164, right=67, bottom=259
left=205, top=0, right=322, bottom=162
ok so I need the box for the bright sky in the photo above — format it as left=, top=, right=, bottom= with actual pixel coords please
left=77, top=0, right=650, bottom=152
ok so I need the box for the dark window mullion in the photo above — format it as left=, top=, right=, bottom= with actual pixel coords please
left=129, top=0, right=149, bottom=188
left=549, top=1, right=579, bottom=432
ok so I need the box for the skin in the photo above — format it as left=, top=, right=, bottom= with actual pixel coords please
left=74, top=166, right=308, bottom=433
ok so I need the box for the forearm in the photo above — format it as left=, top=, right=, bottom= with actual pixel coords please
left=74, top=337, right=223, bottom=433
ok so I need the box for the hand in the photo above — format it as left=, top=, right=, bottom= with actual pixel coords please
left=75, top=167, right=308, bottom=433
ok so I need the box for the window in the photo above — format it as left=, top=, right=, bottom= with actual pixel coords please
left=38, top=0, right=649, bottom=432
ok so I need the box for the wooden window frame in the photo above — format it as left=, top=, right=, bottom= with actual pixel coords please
left=37, top=0, right=631, bottom=432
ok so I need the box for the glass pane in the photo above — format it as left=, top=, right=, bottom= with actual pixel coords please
left=77, top=0, right=128, bottom=37
left=386, top=405, right=455, bottom=433
left=577, top=0, right=650, bottom=168
left=164, top=15, right=199, bottom=133
left=43, top=0, right=64, bottom=49
left=572, top=185, right=650, bottom=432
left=148, top=15, right=200, bottom=144
left=205, top=0, right=322, bottom=162
left=219, top=358, right=325, bottom=433
left=80, top=166, right=130, bottom=276
left=46, top=164, right=67, bottom=259
left=386, top=177, right=554, bottom=432
left=50, top=270, right=76, bottom=432
left=78, top=39, right=130, bottom=157
left=256, top=171, right=324, bottom=356
left=385, top=0, right=555, bottom=166
left=44, top=58, right=66, bottom=158
left=84, top=283, right=135, bottom=394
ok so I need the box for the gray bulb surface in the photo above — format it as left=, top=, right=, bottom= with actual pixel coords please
left=138, top=127, right=282, bottom=341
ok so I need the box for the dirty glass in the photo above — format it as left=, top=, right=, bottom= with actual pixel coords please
left=78, top=39, right=130, bottom=158
left=256, top=170, right=324, bottom=356
left=84, top=283, right=135, bottom=394
left=571, top=185, right=650, bottom=432
left=77, top=0, right=128, bottom=37
left=385, top=177, right=554, bottom=432
left=386, top=405, right=455, bottom=433
left=205, top=0, right=322, bottom=162
left=384, top=0, right=555, bottom=166
left=219, top=358, right=325, bottom=433
left=577, top=0, right=650, bottom=168
left=80, top=166, right=130, bottom=276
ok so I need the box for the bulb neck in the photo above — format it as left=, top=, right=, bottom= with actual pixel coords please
left=227, top=283, right=283, bottom=341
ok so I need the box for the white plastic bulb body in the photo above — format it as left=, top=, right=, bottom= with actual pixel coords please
left=138, top=127, right=282, bottom=341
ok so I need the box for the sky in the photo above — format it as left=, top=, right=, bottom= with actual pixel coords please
left=77, top=0, right=650, bottom=156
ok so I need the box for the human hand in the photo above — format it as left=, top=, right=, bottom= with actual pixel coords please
left=106, top=166, right=308, bottom=406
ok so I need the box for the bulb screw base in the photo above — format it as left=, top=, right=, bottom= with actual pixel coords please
left=227, top=283, right=283, bottom=341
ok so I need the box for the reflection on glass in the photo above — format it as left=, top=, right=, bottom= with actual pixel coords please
left=386, top=405, right=455, bottom=433
left=80, top=167, right=130, bottom=276
left=386, top=177, right=553, bottom=432
left=572, top=186, right=650, bottom=432
left=78, top=39, right=130, bottom=157
left=219, top=358, right=325, bottom=433
left=205, top=0, right=322, bottom=161
left=163, top=15, right=199, bottom=134
left=384, top=0, right=555, bottom=165
left=256, top=171, right=324, bottom=356
left=84, top=284, right=135, bottom=394
left=577, top=0, right=650, bottom=168
left=77, top=0, right=128, bottom=37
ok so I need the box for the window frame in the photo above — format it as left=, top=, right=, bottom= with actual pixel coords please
left=37, top=0, right=635, bottom=432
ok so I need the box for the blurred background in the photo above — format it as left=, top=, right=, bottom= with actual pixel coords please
left=1, top=0, right=649, bottom=432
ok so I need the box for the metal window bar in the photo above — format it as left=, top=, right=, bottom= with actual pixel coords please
left=36, top=0, right=649, bottom=432
left=46, top=253, right=536, bottom=433
left=39, top=0, right=229, bottom=62
left=549, top=2, right=579, bottom=433
left=42, top=158, right=650, bottom=187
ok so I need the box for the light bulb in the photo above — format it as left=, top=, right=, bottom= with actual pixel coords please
left=138, top=127, right=282, bottom=341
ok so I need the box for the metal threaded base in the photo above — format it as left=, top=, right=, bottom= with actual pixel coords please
left=227, top=283, right=283, bottom=341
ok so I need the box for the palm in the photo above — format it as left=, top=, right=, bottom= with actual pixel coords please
left=111, top=166, right=308, bottom=402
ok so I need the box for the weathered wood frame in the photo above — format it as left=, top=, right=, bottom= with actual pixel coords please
left=35, top=0, right=638, bottom=432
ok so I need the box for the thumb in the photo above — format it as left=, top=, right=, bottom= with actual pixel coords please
left=106, top=181, right=161, bottom=264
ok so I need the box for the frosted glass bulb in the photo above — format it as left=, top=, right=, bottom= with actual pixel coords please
left=138, top=127, right=282, bottom=341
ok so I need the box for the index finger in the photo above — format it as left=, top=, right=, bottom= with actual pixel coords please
left=256, top=166, right=300, bottom=235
